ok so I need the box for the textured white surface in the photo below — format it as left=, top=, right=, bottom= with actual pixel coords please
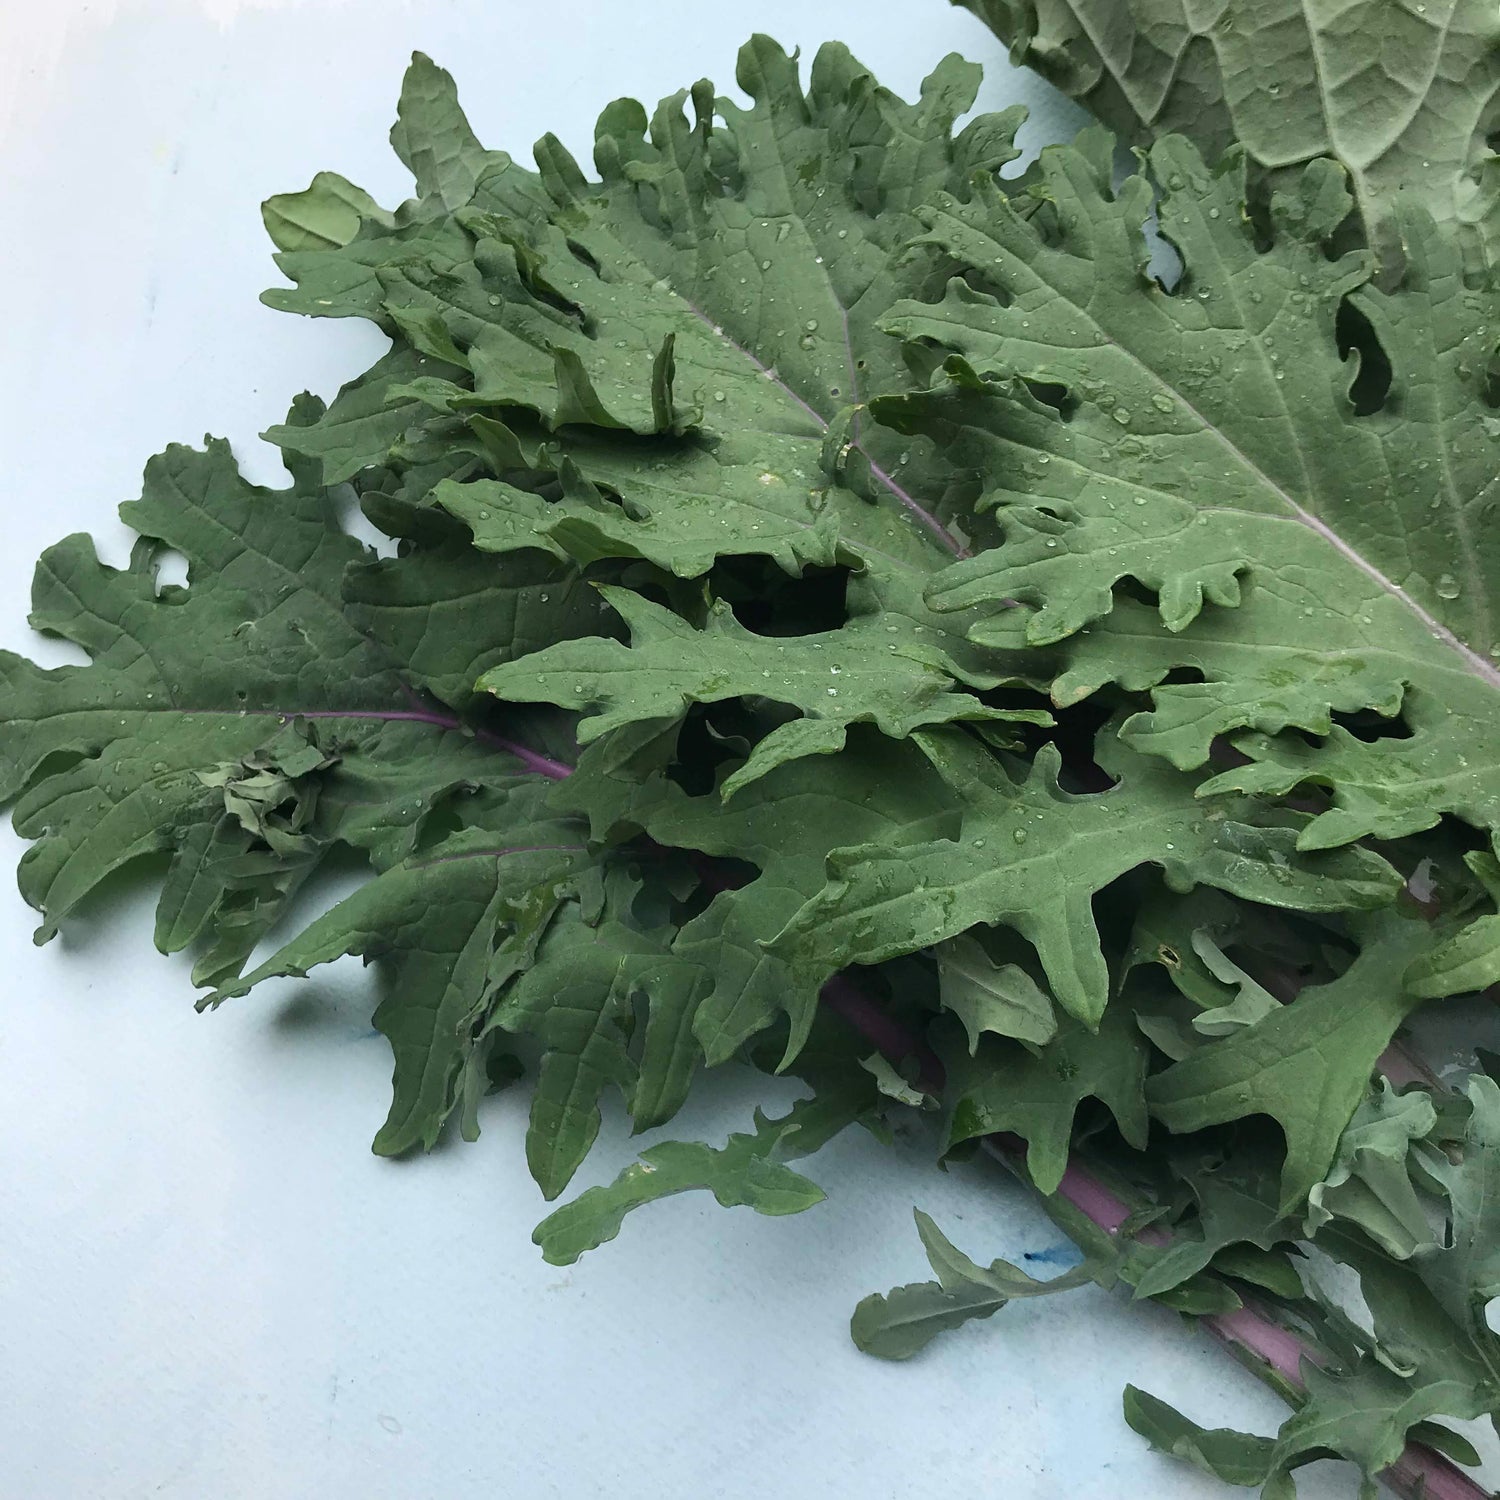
left=0, top=4, right=1355, bottom=1498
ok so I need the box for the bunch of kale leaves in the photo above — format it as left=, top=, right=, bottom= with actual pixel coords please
left=4, top=7, right=1500, bottom=1493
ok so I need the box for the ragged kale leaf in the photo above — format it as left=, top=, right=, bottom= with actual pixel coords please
left=880, top=131, right=1500, bottom=999
left=7, top=32, right=1500, bottom=1500
left=953, top=0, right=1500, bottom=281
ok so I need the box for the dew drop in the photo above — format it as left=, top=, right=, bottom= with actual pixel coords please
left=1012, top=829, right=1028, bottom=846
left=760, top=259, right=772, bottom=270
left=1436, top=573, right=1461, bottom=600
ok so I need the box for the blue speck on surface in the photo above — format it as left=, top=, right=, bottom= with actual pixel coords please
left=1023, top=1243, right=1085, bottom=1269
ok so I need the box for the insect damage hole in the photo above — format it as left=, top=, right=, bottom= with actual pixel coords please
left=1335, top=298, right=1392, bottom=415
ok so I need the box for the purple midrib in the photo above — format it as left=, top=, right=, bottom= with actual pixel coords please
left=158, top=703, right=575, bottom=782
left=259, top=697, right=1485, bottom=1498
left=675, top=295, right=967, bottom=560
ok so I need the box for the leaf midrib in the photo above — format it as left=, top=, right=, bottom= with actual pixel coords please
left=1083, top=303, right=1500, bottom=693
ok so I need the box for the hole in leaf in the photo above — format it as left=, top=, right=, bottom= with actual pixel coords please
left=1022, top=379, right=1075, bottom=419
left=1244, top=189, right=1275, bottom=256
left=1483, top=345, right=1500, bottom=408
left=412, top=798, right=464, bottom=853
left=1144, top=215, right=1183, bottom=293
left=1335, top=298, right=1392, bottom=415
left=152, top=546, right=190, bottom=590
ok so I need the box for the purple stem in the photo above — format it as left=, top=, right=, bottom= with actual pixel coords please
left=984, top=1145, right=1490, bottom=1500
left=330, top=706, right=575, bottom=781
left=821, top=974, right=944, bottom=1078
left=676, top=295, right=966, bottom=558
left=498, top=734, right=572, bottom=782
left=801, top=992, right=1487, bottom=1499
left=467, top=731, right=1492, bottom=1499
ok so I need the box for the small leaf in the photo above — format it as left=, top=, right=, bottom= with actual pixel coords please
left=1307, top=1080, right=1440, bottom=1259
left=534, top=1083, right=869, bottom=1264
left=1148, top=913, right=1436, bottom=1211
left=1406, top=914, right=1500, bottom=998
left=852, top=1208, right=1100, bottom=1360
left=1122, top=1386, right=1276, bottom=1488
left=262, top=171, right=394, bottom=252
left=936, top=933, right=1057, bottom=1050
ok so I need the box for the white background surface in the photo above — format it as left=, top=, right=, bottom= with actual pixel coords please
left=0, top=4, right=1369, bottom=1497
